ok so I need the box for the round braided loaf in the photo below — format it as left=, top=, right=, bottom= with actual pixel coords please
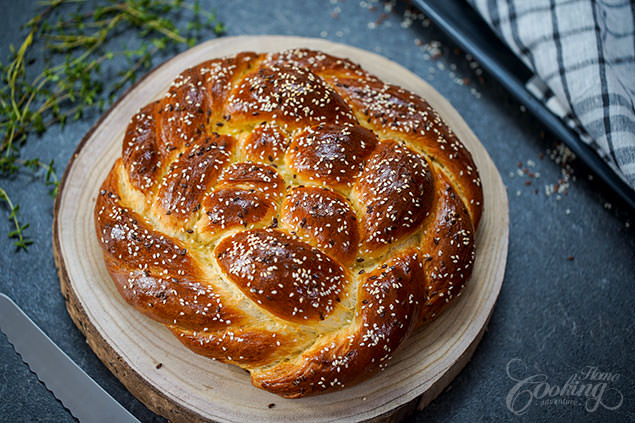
left=94, top=49, right=483, bottom=398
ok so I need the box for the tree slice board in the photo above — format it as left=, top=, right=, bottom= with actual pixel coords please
left=53, top=36, right=509, bottom=423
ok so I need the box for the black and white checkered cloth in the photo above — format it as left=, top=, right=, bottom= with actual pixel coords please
left=468, top=0, right=635, bottom=189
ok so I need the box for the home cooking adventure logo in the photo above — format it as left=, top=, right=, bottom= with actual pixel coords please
left=505, top=358, right=624, bottom=415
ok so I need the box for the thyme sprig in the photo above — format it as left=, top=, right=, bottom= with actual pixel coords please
left=0, top=0, right=224, bottom=250
left=0, top=187, right=32, bottom=251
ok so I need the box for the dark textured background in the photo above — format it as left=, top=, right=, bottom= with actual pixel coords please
left=0, top=1, right=633, bottom=422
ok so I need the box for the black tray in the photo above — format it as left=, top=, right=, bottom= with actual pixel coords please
left=412, top=0, right=635, bottom=210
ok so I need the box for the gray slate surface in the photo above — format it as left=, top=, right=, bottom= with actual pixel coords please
left=0, top=1, right=633, bottom=422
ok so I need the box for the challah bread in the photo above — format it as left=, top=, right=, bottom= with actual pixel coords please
left=94, top=49, right=483, bottom=398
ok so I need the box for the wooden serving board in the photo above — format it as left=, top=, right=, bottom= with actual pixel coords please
left=53, top=36, right=509, bottom=423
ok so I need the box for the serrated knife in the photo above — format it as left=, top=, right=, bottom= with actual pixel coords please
left=0, top=293, right=140, bottom=422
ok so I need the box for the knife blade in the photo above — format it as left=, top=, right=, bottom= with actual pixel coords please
left=0, top=293, right=140, bottom=423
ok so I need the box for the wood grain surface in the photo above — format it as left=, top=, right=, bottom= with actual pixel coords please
left=53, top=36, right=509, bottom=423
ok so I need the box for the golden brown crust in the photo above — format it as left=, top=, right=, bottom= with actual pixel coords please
left=94, top=49, right=483, bottom=398
left=353, top=140, right=434, bottom=257
left=215, top=229, right=348, bottom=323
left=331, top=76, right=483, bottom=227
left=122, top=102, right=165, bottom=193
left=280, top=186, right=359, bottom=263
left=95, top=163, right=247, bottom=332
left=224, top=61, right=356, bottom=130
left=155, top=134, right=234, bottom=218
left=173, top=325, right=307, bottom=368
left=195, top=162, right=284, bottom=237
left=240, top=121, right=290, bottom=163
left=286, top=123, right=377, bottom=188
left=251, top=251, right=422, bottom=397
